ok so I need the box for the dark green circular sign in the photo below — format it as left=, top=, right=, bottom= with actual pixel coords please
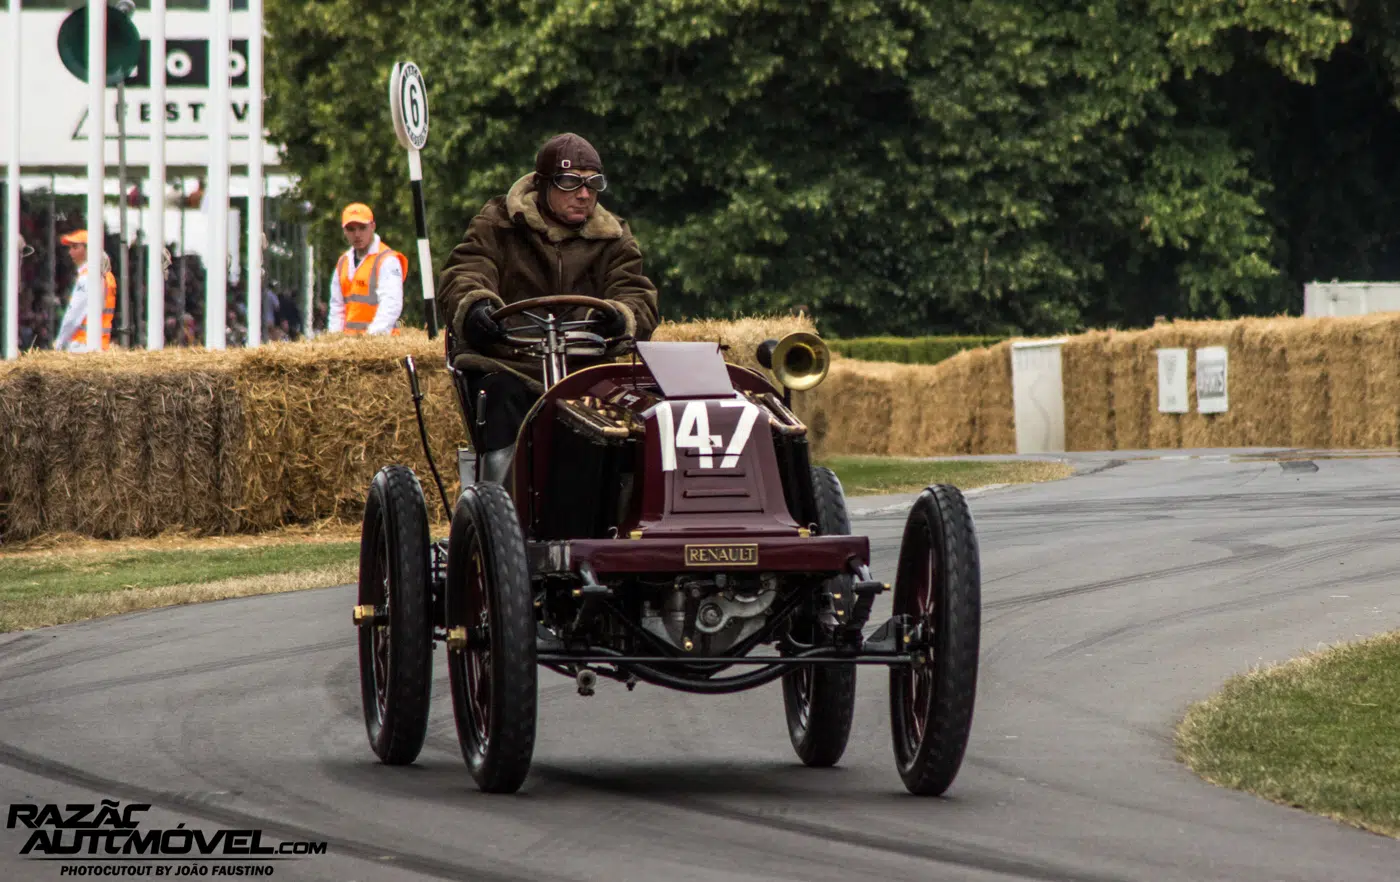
left=56, top=5, right=143, bottom=88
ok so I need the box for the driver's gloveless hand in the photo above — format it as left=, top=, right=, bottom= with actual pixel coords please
left=464, top=300, right=506, bottom=349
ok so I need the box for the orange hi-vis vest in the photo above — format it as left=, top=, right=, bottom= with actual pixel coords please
left=336, top=243, right=408, bottom=335
left=72, top=267, right=117, bottom=349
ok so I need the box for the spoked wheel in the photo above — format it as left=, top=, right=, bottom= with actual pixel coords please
left=357, top=465, right=434, bottom=765
left=445, top=481, right=537, bottom=794
left=889, top=484, right=981, bottom=796
left=782, top=466, right=858, bottom=767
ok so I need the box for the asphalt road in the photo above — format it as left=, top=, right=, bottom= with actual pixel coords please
left=2, top=448, right=1399, bottom=881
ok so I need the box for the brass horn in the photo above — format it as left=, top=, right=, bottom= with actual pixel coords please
left=756, top=331, right=831, bottom=391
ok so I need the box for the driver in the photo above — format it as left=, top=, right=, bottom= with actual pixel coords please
left=437, top=132, right=660, bottom=483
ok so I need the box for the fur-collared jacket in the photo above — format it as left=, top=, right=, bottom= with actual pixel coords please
left=436, top=173, right=661, bottom=390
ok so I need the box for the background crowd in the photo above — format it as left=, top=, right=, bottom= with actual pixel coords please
left=1, top=185, right=324, bottom=352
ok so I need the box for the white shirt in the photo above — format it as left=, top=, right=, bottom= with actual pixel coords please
left=55, top=266, right=99, bottom=352
left=328, top=234, right=404, bottom=335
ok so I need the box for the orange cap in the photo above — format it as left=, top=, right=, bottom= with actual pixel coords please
left=341, top=203, right=374, bottom=227
left=60, top=230, right=89, bottom=245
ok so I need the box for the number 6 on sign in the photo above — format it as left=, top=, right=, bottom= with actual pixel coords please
left=652, top=401, right=763, bottom=471
left=388, top=61, right=438, bottom=337
left=389, top=62, right=430, bottom=151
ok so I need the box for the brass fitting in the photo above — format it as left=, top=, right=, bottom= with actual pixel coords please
left=446, top=626, right=469, bottom=651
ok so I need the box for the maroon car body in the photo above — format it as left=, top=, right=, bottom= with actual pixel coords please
left=509, top=341, right=870, bottom=577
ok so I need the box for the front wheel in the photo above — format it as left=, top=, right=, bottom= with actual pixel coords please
left=782, top=466, right=858, bottom=767
left=445, top=482, right=537, bottom=794
left=888, top=484, right=981, bottom=796
left=357, top=465, right=434, bottom=766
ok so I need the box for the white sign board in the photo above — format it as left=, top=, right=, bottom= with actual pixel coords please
left=1195, top=346, right=1229, bottom=414
left=389, top=62, right=429, bottom=152
left=0, top=10, right=282, bottom=169
left=1156, top=348, right=1189, bottom=413
left=1010, top=340, right=1066, bottom=454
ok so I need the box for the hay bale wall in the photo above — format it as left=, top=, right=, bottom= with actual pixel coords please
left=799, top=311, right=1400, bottom=463
left=9, top=310, right=1400, bottom=543
left=1088, top=313, right=1400, bottom=452
left=792, top=342, right=1016, bottom=460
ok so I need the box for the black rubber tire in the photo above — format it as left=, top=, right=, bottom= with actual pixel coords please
left=889, top=484, right=981, bottom=796
left=357, top=465, right=434, bottom=766
left=445, top=481, right=537, bottom=794
left=782, top=466, right=858, bottom=767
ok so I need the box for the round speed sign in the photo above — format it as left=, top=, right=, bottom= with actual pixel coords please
left=389, top=62, right=430, bottom=151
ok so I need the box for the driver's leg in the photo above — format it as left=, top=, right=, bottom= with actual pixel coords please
left=465, top=371, right=538, bottom=484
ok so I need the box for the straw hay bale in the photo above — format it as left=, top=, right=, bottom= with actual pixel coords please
left=1282, top=317, right=1331, bottom=448
left=793, top=360, right=895, bottom=457
left=141, top=374, right=198, bottom=533
left=95, top=375, right=149, bottom=537
left=1060, top=331, right=1114, bottom=451
left=1, top=356, right=248, bottom=541
left=1228, top=319, right=1289, bottom=447
left=226, top=333, right=461, bottom=527
left=1106, top=332, right=1152, bottom=450
left=793, top=346, right=1012, bottom=459
left=1359, top=316, right=1400, bottom=447
left=37, top=372, right=95, bottom=537
left=1309, top=318, right=1366, bottom=448
left=920, top=351, right=977, bottom=454
left=0, top=368, right=48, bottom=539
left=175, top=371, right=243, bottom=536
left=1307, top=315, right=1396, bottom=448
left=969, top=342, right=1016, bottom=454
left=893, top=358, right=962, bottom=456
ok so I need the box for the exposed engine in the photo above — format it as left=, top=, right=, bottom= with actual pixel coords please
left=641, top=574, right=778, bottom=655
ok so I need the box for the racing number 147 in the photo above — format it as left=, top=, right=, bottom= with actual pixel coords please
left=653, top=400, right=762, bottom=471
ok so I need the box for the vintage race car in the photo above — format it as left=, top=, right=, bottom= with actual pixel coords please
left=352, top=295, right=981, bottom=795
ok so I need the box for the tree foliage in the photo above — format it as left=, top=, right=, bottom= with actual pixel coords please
left=264, top=0, right=1400, bottom=336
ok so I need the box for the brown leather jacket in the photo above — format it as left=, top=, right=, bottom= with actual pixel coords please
left=437, top=174, right=660, bottom=389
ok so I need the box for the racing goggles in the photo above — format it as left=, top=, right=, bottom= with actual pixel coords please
left=551, top=172, right=607, bottom=193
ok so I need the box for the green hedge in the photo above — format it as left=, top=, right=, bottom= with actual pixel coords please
left=828, top=336, right=1007, bottom=365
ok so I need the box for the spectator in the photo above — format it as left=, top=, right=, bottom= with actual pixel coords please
left=53, top=231, right=117, bottom=352
left=328, top=203, right=407, bottom=336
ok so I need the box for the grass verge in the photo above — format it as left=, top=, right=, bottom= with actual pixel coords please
left=0, top=528, right=365, bottom=633
left=1176, top=630, right=1400, bottom=838
left=818, top=456, right=1073, bottom=496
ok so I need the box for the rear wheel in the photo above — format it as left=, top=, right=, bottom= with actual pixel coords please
left=782, top=466, right=858, bottom=767
left=889, top=484, right=981, bottom=796
left=357, top=465, right=433, bottom=765
left=446, top=482, right=537, bottom=793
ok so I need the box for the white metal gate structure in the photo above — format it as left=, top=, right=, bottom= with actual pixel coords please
left=1, top=0, right=284, bottom=358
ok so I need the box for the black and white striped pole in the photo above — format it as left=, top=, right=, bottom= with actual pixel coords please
left=389, top=61, right=438, bottom=338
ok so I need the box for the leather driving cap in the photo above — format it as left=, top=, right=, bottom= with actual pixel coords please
left=534, top=133, right=604, bottom=176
